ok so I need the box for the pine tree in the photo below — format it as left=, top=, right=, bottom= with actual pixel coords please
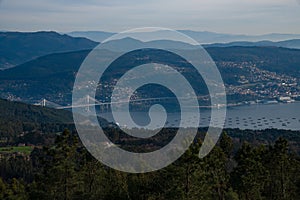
left=264, top=137, right=300, bottom=200
left=231, top=142, right=267, bottom=200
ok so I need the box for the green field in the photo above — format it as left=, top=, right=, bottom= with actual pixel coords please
left=0, top=146, right=34, bottom=155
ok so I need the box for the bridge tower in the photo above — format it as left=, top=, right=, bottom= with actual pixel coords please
left=86, top=95, right=90, bottom=112
left=42, top=98, right=46, bottom=107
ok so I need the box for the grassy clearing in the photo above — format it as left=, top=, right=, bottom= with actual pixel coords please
left=0, top=146, right=34, bottom=155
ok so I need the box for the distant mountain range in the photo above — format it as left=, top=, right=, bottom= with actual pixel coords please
left=0, top=31, right=98, bottom=69
left=180, top=30, right=300, bottom=44
left=68, top=31, right=114, bottom=43
left=82, top=36, right=300, bottom=52
left=203, top=39, right=300, bottom=49
left=2, top=31, right=300, bottom=70
left=97, top=37, right=199, bottom=52
left=67, top=30, right=300, bottom=44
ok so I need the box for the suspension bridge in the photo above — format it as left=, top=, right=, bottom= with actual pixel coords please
left=34, top=95, right=176, bottom=112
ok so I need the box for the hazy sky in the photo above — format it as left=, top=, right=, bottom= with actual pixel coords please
left=0, top=0, right=300, bottom=34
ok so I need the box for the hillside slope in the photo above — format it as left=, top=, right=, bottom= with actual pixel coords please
left=0, top=45, right=300, bottom=104
left=0, top=31, right=98, bottom=69
left=0, top=98, right=74, bottom=145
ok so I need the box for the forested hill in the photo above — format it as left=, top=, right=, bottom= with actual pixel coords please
left=0, top=98, right=73, bottom=123
left=0, top=46, right=300, bottom=105
left=0, top=99, right=74, bottom=145
left=0, top=31, right=98, bottom=69
left=206, top=46, right=300, bottom=76
left=2, top=46, right=300, bottom=80
left=204, top=39, right=300, bottom=49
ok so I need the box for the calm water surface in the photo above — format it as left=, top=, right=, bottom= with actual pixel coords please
left=99, top=102, right=300, bottom=130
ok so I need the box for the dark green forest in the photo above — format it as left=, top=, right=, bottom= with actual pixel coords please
left=0, top=129, right=300, bottom=200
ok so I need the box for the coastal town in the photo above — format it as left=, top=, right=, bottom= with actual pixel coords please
left=220, top=61, right=300, bottom=105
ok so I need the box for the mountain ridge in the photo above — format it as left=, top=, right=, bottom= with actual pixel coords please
left=203, top=39, right=300, bottom=49
left=2, top=31, right=300, bottom=70
left=0, top=31, right=98, bottom=69
left=67, top=30, right=300, bottom=43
